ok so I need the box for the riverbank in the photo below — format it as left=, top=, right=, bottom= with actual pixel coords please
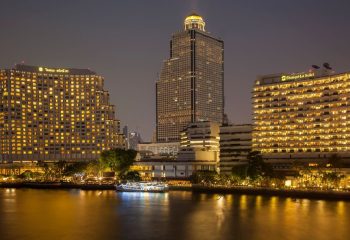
left=0, top=182, right=116, bottom=190
left=1, top=182, right=350, bottom=201
left=192, top=185, right=350, bottom=201
left=0, top=182, right=194, bottom=191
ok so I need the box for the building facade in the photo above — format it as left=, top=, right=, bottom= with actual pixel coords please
left=178, top=121, right=220, bottom=162
left=0, top=64, right=120, bottom=163
left=122, top=125, right=129, bottom=149
left=219, top=124, right=252, bottom=174
left=252, top=68, right=350, bottom=167
left=156, top=13, right=224, bottom=142
left=132, top=121, right=220, bottom=179
left=128, top=131, right=142, bottom=150
left=131, top=160, right=217, bottom=180
left=137, top=142, right=180, bottom=157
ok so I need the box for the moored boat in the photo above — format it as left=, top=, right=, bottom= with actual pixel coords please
left=116, top=181, right=169, bottom=192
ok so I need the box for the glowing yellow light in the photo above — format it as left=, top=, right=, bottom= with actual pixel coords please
left=281, top=72, right=315, bottom=81
left=285, top=180, right=292, bottom=187
left=37, top=67, right=69, bottom=73
left=185, top=15, right=203, bottom=22
left=184, top=13, right=205, bottom=31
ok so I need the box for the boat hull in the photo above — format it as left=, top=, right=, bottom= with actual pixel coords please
left=115, top=182, right=169, bottom=193
left=115, top=187, right=167, bottom=193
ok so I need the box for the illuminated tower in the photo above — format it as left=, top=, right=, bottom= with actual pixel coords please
left=0, top=64, right=121, bottom=163
left=156, top=13, right=224, bottom=142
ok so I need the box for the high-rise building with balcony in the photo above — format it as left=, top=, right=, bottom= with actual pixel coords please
left=252, top=67, right=350, bottom=168
left=156, top=13, right=224, bottom=142
left=0, top=64, right=121, bottom=163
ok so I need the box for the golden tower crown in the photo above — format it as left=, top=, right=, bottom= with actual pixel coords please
left=184, top=12, right=206, bottom=31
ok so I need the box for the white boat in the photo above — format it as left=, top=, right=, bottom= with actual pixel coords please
left=116, top=181, right=169, bottom=192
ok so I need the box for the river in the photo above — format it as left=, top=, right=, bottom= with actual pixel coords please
left=0, top=189, right=349, bottom=240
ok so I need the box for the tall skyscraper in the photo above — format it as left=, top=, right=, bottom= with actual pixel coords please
left=156, top=13, right=224, bottom=142
left=0, top=64, right=121, bottom=163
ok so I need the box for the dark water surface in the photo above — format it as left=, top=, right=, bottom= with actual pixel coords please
left=0, top=189, right=349, bottom=240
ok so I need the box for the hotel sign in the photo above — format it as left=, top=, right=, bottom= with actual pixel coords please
left=38, top=67, right=69, bottom=74
left=281, top=72, right=314, bottom=82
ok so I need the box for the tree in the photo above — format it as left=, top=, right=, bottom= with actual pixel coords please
left=190, top=170, right=219, bottom=185
left=231, top=164, right=248, bottom=179
left=54, top=160, right=67, bottom=178
left=38, top=162, right=57, bottom=181
left=322, top=172, right=345, bottom=189
left=122, top=171, right=141, bottom=181
left=246, top=151, right=274, bottom=181
left=100, top=148, right=137, bottom=177
left=63, top=162, right=89, bottom=177
left=100, top=150, right=116, bottom=171
left=18, top=170, right=33, bottom=180
left=328, top=154, right=343, bottom=171
left=85, top=160, right=101, bottom=176
left=246, top=151, right=264, bottom=180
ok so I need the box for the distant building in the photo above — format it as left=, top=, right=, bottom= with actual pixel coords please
left=131, top=159, right=217, bottom=179
left=252, top=66, right=350, bottom=169
left=133, top=121, right=220, bottom=179
left=122, top=126, right=129, bottom=149
left=0, top=64, right=121, bottom=163
left=219, top=124, right=252, bottom=174
left=156, top=13, right=224, bottom=142
left=151, top=129, right=157, bottom=143
left=128, top=131, right=142, bottom=150
left=178, top=121, right=220, bottom=162
left=137, top=142, right=180, bottom=157
left=117, top=133, right=127, bottom=150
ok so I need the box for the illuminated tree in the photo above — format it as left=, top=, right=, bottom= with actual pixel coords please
left=100, top=149, right=137, bottom=177
left=63, top=162, right=89, bottom=177
left=122, top=171, right=141, bottom=181
left=190, top=170, right=219, bottom=185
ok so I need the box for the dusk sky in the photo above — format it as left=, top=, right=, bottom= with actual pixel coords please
left=1, top=0, right=350, bottom=141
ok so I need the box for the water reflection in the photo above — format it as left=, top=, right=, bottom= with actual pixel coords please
left=0, top=189, right=349, bottom=240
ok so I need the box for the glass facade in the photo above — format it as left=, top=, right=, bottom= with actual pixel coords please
left=156, top=13, right=224, bottom=142
left=0, top=65, right=121, bottom=163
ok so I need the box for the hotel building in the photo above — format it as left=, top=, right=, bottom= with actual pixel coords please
left=156, top=13, right=224, bottom=142
left=0, top=64, right=121, bottom=163
left=252, top=68, right=350, bottom=167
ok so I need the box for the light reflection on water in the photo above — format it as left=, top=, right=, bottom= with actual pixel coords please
left=0, top=189, right=349, bottom=240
